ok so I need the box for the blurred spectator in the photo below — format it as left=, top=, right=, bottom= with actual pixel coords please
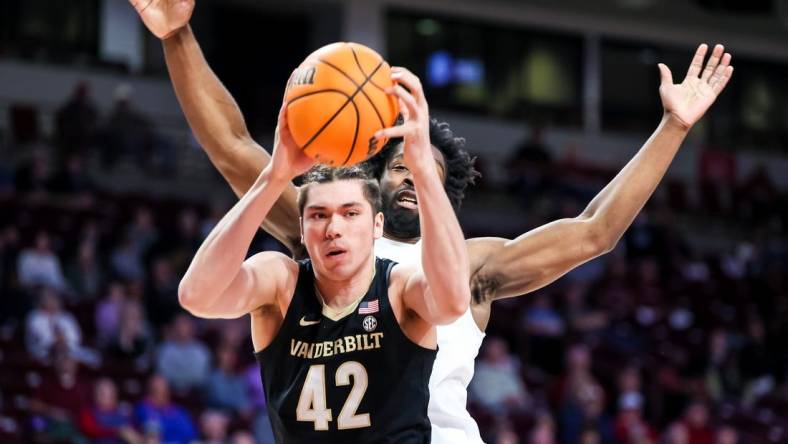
left=66, top=241, right=105, bottom=302
left=128, top=207, right=159, bottom=257
left=25, top=287, right=81, bottom=361
left=243, top=363, right=276, bottom=444
left=229, top=430, right=256, bottom=444
left=565, top=281, right=608, bottom=336
left=155, top=314, right=210, bottom=392
left=738, top=165, right=777, bottom=225
left=79, top=378, right=141, bottom=444
left=701, top=329, right=740, bottom=402
left=14, top=146, right=54, bottom=195
left=698, top=145, right=736, bottom=214
left=111, top=235, right=145, bottom=281
left=168, top=208, right=203, bottom=271
left=99, top=84, right=154, bottom=169
left=739, top=316, right=777, bottom=405
left=203, top=343, right=251, bottom=417
left=680, top=401, right=713, bottom=444
left=135, top=375, right=197, bottom=444
left=50, top=153, right=96, bottom=197
left=492, top=420, right=519, bottom=444
left=554, top=344, right=599, bottom=413
left=614, top=392, right=657, bottom=444
left=633, top=258, right=664, bottom=329
left=714, top=426, right=738, bottom=444
left=17, top=230, right=68, bottom=292
left=0, top=159, right=14, bottom=198
left=30, top=351, right=92, bottom=442
left=560, top=382, right=614, bottom=444
left=580, top=428, right=601, bottom=444
left=243, top=363, right=267, bottom=412
left=469, top=337, right=529, bottom=415
left=529, top=413, right=557, bottom=444
left=196, top=410, right=229, bottom=444
left=0, top=225, right=23, bottom=320
left=522, top=293, right=565, bottom=374
left=55, top=82, right=98, bottom=159
left=106, top=299, right=154, bottom=368
left=616, top=365, right=644, bottom=416
left=506, top=126, right=554, bottom=202
left=146, top=256, right=180, bottom=326
left=96, top=282, right=127, bottom=345
left=200, top=202, right=227, bottom=239
left=663, top=421, right=689, bottom=444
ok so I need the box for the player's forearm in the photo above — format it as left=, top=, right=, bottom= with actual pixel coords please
left=164, top=26, right=254, bottom=164
left=179, top=167, right=290, bottom=306
left=582, top=114, right=688, bottom=249
left=471, top=115, right=688, bottom=301
left=164, top=27, right=303, bottom=254
left=413, top=164, right=470, bottom=316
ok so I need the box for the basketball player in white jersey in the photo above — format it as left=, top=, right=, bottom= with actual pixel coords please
left=132, top=1, right=734, bottom=441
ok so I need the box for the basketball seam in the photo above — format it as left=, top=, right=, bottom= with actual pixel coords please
left=299, top=60, right=384, bottom=164
left=343, top=98, right=361, bottom=166
left=348, top=46, right=389, bottom=94
left=287, top=88, right=351, bottom=104
left=317, top=58, right=386, bottom=129
left=347, top=47, right=396, bottom=127
left=287, top=89, right=354, bottom=163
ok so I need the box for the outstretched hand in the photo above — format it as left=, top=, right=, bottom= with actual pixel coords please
left=129, top=0, right=194, bottom=39
left=658, top=43, right=734, bottom=130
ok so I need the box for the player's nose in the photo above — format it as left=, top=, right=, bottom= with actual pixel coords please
left=325, top=214, right=343, bottom=239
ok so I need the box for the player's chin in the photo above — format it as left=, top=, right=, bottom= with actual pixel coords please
left=319, top=252, right=353, bottom=274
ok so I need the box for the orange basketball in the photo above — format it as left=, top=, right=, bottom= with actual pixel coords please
left=284, top=42, right=399, bottom=166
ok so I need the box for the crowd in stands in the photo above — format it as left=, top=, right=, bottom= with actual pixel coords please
left=0, top=83, right=786, bottom=444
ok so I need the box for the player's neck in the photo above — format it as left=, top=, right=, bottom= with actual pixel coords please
left=382, top=232, right=420, bottom=244
left=315, top=255, right=376, bottom=309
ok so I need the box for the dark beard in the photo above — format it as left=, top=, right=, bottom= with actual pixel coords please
left=382, top=192, right=420, bottom=240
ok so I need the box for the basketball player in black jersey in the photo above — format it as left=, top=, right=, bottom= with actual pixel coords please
left=178, top=71, right=471, bottom=443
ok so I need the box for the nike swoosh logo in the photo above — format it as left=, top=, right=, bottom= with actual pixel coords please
left=299, top=316, right=321, bottom=326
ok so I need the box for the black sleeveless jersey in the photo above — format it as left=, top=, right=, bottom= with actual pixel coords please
left=254, top=257, right=437, bottom=444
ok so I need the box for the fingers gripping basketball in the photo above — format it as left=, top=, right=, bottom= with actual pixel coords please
left=284, top=42, right=399, bottom=166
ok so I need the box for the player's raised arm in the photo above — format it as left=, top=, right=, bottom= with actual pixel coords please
left=376, top=68, right=471, bottom=324
left=129, top=0, right=303, bottom=254
left=468, top=43, right=734, bottom=301
left=178, top=104, right=315, bottom=318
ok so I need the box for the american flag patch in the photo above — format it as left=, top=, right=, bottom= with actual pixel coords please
left=358, top=299, right=379, bottom=314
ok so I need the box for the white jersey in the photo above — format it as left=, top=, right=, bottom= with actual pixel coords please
left=375, top=237, right=487, bottom=444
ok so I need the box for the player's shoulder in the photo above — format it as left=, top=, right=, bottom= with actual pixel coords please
left=246, top=251, right=300, bottom=283
left=465, top=236, right=508, bottom=269
left=388, top=261, right=418, bottom=285
left=247, top=250, right=298, bottom=267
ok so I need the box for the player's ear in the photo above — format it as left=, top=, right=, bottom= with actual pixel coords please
left=373, top=212, right=384, bottom=239
left=299, top=217, right=305, bottom=244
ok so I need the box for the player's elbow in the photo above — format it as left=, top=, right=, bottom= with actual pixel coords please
left=579, top=216, right=617, bottom=257
left=438, top=287, right=470, bottom=324
left=178, top=278, right=206, bottom=316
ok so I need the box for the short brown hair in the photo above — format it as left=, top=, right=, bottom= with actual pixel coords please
left=297, top=165, right=382, bottom=216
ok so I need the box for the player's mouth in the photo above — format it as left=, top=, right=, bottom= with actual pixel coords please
left=326, top=247, right=348, bottom=260
left=395, top=189, right=418, bottom=210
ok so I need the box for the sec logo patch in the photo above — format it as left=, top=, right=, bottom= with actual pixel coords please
left=362, top=315, right=377, bottom=332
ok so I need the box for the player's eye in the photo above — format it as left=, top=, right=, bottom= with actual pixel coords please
left=346, top=210, right=360, bottom=217
left=310, top=213, right=326, bottom=219
left=392, top=164, right=408, bottom=172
